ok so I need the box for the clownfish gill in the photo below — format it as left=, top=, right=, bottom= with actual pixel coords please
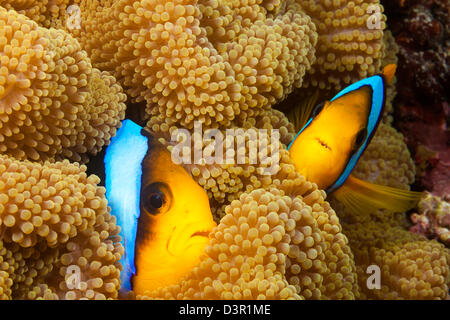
left=288, top=64, right=424, bottom=215
left=104, top=120, right=216, bottom=296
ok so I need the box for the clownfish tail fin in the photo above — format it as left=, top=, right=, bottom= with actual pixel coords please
left=333, top=175, right=423, bottom=216
left=382, top=64, right=397, bottom=85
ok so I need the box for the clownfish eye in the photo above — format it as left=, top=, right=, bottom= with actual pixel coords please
left=141, top=182, right=172, bottom=215
left=148, top=193, right=163, bottom=209
left=354, top=128, right=367, bottom=149
left=312, top=102, right=325, bottom=118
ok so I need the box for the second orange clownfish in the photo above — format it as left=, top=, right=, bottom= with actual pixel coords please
left=288, top=64, right=423, bottom=214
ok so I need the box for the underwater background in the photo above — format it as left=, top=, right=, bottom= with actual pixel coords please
left=0, top=0, right=448, bottom=300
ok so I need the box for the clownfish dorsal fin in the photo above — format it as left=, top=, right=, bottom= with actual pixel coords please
left=382, top=64, right=397, bottom=85
left=333, top=175, right=424, bottom=215
left=288, top=89, right=320, bottom=132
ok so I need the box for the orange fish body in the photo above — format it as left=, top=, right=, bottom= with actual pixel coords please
left=288, top=65, right=423, bottom=214
left=105, top=120, right=216, bottom=295
left=132, top=136, right=216, bottom=294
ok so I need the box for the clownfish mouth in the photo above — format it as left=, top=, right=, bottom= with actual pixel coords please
left=315, top=137, right=332, bottom=151
left=167, top=222, right=216, bottom=256
left=190, top=230, right=211, bottom=238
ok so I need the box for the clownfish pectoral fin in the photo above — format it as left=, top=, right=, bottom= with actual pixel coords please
left=287, top=89, right=320, bottom=132
left=333, top=175, right=424, bottom=215
left=382, top=64, right=397, bottom=85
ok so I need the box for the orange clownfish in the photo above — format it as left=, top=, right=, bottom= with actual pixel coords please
left=288, top=65, right=423, bottom=214
left=105, top=120, right=216, bottom=295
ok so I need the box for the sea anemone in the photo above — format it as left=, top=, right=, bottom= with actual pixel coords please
left=0, top=7, right=126, bottom=163
left=0, top=0, right=447, bottom=300
left=296, top=0, right=387, bottom=94
left=67, top=0, right=318, bottom=129
left=0, top=154, right=123, bottom=300
left=340, top=217, right=449, bottom=300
